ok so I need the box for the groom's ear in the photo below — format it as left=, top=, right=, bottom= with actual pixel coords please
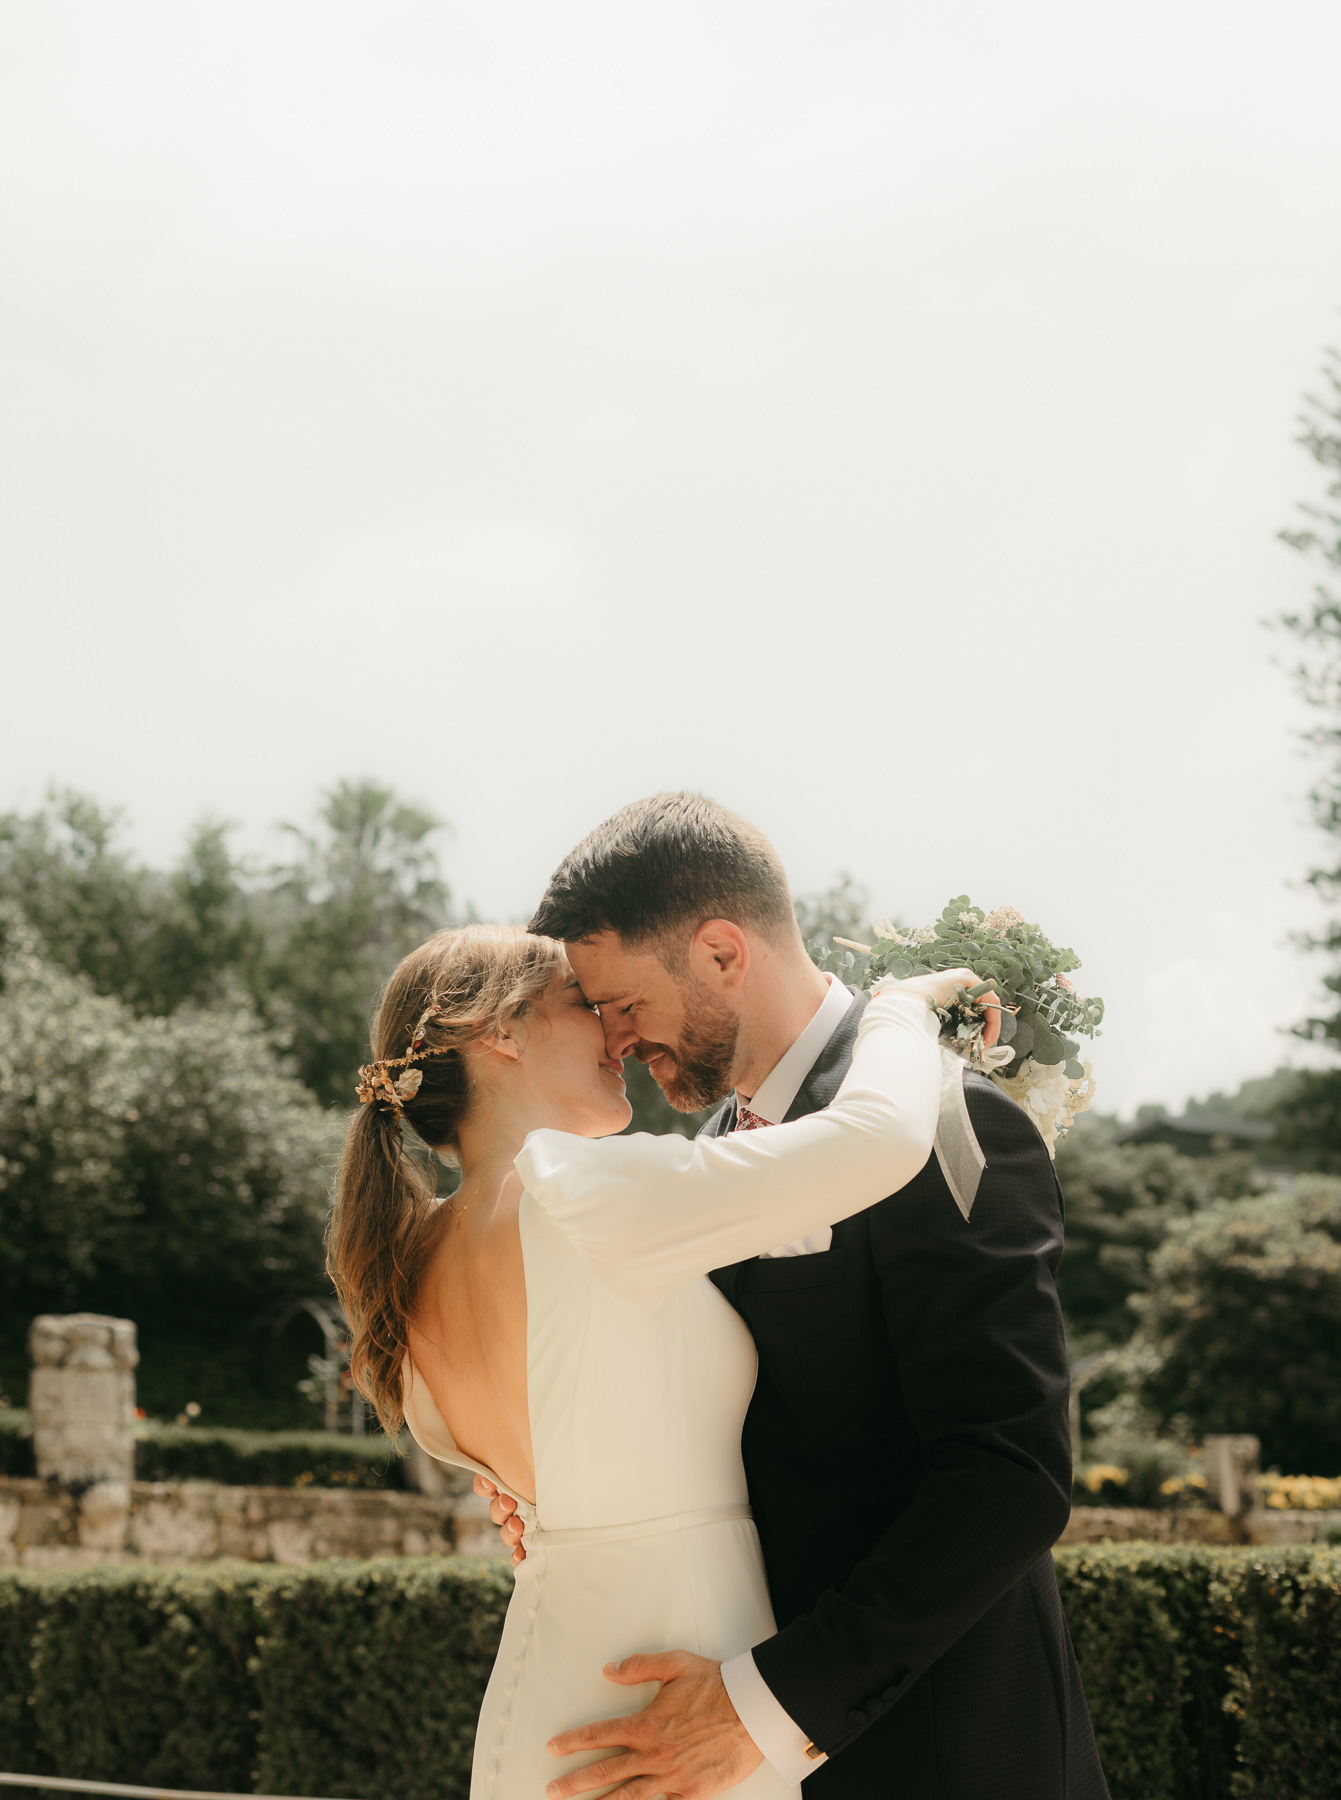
left=689, top=919, right=751, bottom=994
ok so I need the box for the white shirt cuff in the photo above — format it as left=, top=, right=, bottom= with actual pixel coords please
left=720, top=1649, right=827, bottom=1788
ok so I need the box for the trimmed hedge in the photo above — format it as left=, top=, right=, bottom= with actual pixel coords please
left=1056, top=1545, right=1238, bottom=1800
left=251, top=1561, right=511, bottom=1800
left=24, top=1565, right=267, bottom=1792
left=0, top=1558, right=511, bottom=1800
left=1054, top=1546, right=1341, bottom=1799
left=0, top=1414, right=412, bottom=1490
left=2, top=1549, right=1339, bottom=1798
left=132, top=1424, right=413, bottom=1491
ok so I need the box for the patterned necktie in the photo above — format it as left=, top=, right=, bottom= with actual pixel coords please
left=734, top=1105, right=770, bottom=1132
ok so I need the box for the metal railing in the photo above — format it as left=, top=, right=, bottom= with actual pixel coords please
left=0, top=1776, right=342, bottom=1800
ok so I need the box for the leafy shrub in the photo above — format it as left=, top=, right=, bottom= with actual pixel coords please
left=1056, top=1546, right=1240, bottom=1800
left=1072, top=1462, right=1134, bottom=1507
left=133, top=1423, right=412, bottom=1490
left=1073, top=1440, right=1212, bottom=1510
left=25, top=1566, right=270, bottom=1792
left=0, top=1558, right=510, bottom=1799
left=1055, top=1118, right=1261, bottom=1346
left=1259, top=1474, right=1341, bottom=1511
left=252, top=1559, right=512, bottom=1800
left=0, top=912, right=344, bottom=1428
left=0, top=1413, right=414, bottom=1489
left=1136, top=1187, right=1341, bottom=1473
left=4, top=1551, right=1341, bottom=1799
left=0, top=1570, right=50, bottom=1775
left=1220, top=1551, right=1341, bottom=1798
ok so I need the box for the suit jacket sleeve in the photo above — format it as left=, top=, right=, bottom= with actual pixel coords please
left=749, top=1078, right=1074, bottom=1757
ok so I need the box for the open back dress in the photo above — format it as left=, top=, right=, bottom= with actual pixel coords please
left=402, top=987, right=941, bottom=1800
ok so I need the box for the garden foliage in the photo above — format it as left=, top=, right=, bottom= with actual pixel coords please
left=133, top=1423, right=413, bottom=1490
left=0, top=910, right=341, bottom=1424
left=0, top=1558, right=510, bottom=1800
left=1135, top=1182, right=1341, bottom=1473
left=0, top=1412, right=412, bottom=1489
left=2, top=1549, right=1341, bottom=1800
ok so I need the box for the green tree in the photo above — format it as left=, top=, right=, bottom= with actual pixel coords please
left=1133, top=1180, right=1341, bottom=1472
left=1054, top=1117, right=1260, bottom=1347
left=0, top=782, right=455, bottom=1421
left=251, top=781, right=451, bottom=1108
left=0, top=907, right=341, bottom=1423
left=0, top=792, right=256, bottom=1017
left=794, top=872, right=874, bottom=960
left=1273, top=346, right=1341, bottom=1166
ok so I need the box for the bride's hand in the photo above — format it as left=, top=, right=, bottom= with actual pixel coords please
left=886, top=966, right=1003, bottom=1050
left=474, top=1472, right=527, bottom=1565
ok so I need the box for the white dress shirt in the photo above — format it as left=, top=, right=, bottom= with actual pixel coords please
left=720, top=971, right=856, bottom=1783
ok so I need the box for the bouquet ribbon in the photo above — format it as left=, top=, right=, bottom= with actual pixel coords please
left=934, top=1045, right=988, bottom=1222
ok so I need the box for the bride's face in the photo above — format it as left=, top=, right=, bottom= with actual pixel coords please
left=502, top=967, right=633, bottom=1138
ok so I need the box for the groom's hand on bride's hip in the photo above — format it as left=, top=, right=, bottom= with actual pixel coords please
left=473, top=1474, right=527, bottom=1565
left=543, top=1650, right=762, bottom=1800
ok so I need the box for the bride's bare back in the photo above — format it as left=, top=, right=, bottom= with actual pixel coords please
left=407, top=1169, right=535, bottom=1501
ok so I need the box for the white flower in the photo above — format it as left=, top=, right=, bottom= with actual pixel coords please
left=957, top=911, right=982, bottom=928
left=991, top=1055, right=1096, bottom=1157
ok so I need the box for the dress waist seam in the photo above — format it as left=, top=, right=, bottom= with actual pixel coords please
left=529, top=1501, right=752, bottom=1549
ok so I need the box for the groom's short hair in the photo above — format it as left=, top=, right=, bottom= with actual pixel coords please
left=529, top=792, right=796, bottom=954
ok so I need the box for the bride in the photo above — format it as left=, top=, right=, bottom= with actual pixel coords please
left=328, top=923, right=988, bottom=1800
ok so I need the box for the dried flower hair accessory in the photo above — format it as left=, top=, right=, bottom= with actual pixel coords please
left=355, top=1062, right=425, bottom=1117
left=410, top=1003, right=446, bottom=1051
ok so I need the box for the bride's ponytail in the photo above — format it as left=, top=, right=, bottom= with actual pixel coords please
left=327, top=924, right=564, bottom=1438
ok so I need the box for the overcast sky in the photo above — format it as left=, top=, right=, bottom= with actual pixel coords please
left=4, top=1, right=1341, bottom=1117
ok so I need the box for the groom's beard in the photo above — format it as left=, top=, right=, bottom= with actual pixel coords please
left=634, top=982, right=739, bottom=1113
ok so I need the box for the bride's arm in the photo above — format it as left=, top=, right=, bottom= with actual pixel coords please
left=515, top=984, right=945, bottom=1309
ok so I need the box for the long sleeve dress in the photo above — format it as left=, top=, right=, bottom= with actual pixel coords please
left=401, top=987, right=942, bottom=1800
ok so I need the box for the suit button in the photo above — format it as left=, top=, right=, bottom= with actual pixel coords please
left=846, top=1709, right=865, bottom=1724
left=881, top=1685, right=899, bottom=1701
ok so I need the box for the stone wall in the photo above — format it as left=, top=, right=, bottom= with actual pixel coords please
left=1058, top=1505, right=1333, bottom=1547
left=5, top=1476, right=1331, bottom=1568
left=0, top=1472, right=500, bottom=1568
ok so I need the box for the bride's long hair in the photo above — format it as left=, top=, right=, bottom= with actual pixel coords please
left=328, top=924, right=565, bottom=1437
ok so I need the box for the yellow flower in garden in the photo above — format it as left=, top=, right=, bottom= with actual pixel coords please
left=1084, top=1464, right=1129, bottom=1493
left=1260, top=1474, right=1341, bottom=1511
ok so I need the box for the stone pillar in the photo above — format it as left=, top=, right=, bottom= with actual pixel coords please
left=1203, top=1434, right=1260, bottom=1517
left=28, top=1314, right=138, bottom=1485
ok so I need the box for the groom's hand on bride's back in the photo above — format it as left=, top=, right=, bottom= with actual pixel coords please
left=474, top=1474, right=527, bottom=1565
left=543, top=1650, right=762, bottom=1800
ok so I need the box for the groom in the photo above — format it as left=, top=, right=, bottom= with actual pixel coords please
left=487, top=792, right=1107, bottom=1799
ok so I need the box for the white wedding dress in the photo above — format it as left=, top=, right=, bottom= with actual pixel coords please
left=402, top=988, right=941, bottom=1800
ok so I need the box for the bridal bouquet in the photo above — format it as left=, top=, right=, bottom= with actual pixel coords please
left=809, top=899, right=1103, bottom=1153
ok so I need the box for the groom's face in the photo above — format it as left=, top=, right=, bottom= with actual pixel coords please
left=565, top=931, right=740, bottom=1113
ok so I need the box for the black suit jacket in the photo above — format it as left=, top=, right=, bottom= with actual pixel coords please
left=706, top=991, right=1108, bottom=1800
